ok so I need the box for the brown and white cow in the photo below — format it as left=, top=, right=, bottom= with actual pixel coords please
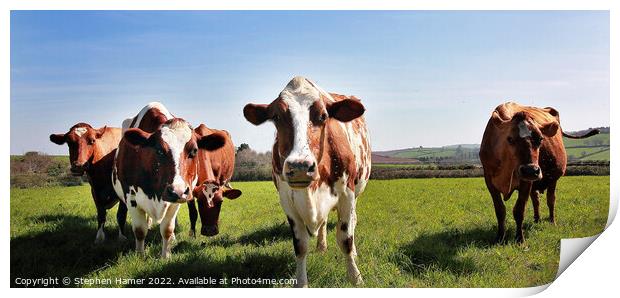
left=112, top=102, right=226, bottom=258
left=50, top=123, right=126, bottom=244
left=479, top=102, right=599, bottom=243
left=243, top=76, right=371, bottom=287
left=188, top=124, right=242, bottom=237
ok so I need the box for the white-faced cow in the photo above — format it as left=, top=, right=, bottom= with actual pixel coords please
left=50, top=123, right=126, bottom=244
left=188, top=124, right=242, bottom=237
left=243, top=76, right=371, bottom=287
left=112, top=102, right=226, bottom=258
left=480, top=102, right=599, bottom=243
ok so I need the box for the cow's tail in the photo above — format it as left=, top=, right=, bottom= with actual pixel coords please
left=562, top=129, right=600, bottom=139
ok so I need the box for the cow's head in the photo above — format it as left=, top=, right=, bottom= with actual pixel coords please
left=243, top=76, right=365, bottom=188
left=123, top=118, right=226, bottom=203
left=50, top=123, right=108, bottom=176
left=193, top=181, right=242, bottom=236
left=492, top=111, right=559, bottom=181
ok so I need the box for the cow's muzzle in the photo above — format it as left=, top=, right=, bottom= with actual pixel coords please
left=162, top=185, right=191, bottom=203
left=70, top=163, right=88, bottom=176
left=284, top=160, right=318, bottom=188
left=201, top=225, right=219, bottom=236
left=519, top=164, right=542, bottom=181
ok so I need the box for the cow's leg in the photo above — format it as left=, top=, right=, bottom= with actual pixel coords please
left=316, top=220, right=328, bottom=252
left=160, top=203, right=181, bottom=258
left=128, top=205, right=148, bottom=254
left=116, top=201, right=128, bottom=241
left=530, top=189, right=541, bottom=223
left=484, top=176, right=506, bottom=243
left=547, top=180, right=558, bottom=225
left=513, top=182, right=532, bottom=244
left=187, top=199, right=198, bottom=238
left=94, top=206, right=106, bottom=244
left=336, top=193, right=363, bottom=286
left=287, top=216, right=310, bottom=288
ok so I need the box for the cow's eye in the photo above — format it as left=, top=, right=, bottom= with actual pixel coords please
left=156, top=148, right=164, bottom=156
left=189, top=147, right=198, bottom=158
left=88, top=138, right=95, bottom=145
left=272, top=114, right=280, bottom=122
left=507, top=136, right=514, bottom=145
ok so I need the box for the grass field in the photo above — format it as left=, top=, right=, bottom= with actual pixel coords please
left=10, top=177, right=609, bottom=288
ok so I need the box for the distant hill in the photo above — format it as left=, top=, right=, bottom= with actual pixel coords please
left=374, top=127, right=609, bottom=163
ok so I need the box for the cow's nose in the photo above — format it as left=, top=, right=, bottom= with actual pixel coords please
left=285, top=160, right=316, bottom=176
left=284, top=160, right=317, bottom=187
left=519, top=164, right=542, bottom=181
left=164, top=185, right=190, bottom=202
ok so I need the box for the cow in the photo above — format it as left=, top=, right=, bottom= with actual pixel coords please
left=112, top=102, right=227, bottom=258
left=50, top=123, right=126, bottom=244
left=243, top=76, right=371, bottom=287
left=188, top=124, right=242, bottom=237
left=479, top=102, right=599, bottom=243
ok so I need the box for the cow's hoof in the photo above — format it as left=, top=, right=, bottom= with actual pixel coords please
left=349, top=273, right=364, bottom=286
left=549, top=219, right=556, bottom=225
left=94, top=232, right=105, bottom=245
left=294, top=283, right=308, bottom=288
left=118, top=233, right=128, bottom=242
left=188, top=230, right=196, bottom=238
left=533, top=217, right=540, bottom=223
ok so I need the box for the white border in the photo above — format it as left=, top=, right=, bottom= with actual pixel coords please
left=2, top=1, right=617, bottom=297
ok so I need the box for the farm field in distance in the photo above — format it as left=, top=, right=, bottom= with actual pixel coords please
left=10, top=176, right=609, bottom=288
left=374, top=131, right=610, bottom=163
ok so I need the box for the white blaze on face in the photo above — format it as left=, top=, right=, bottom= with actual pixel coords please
left=518, top=121, right=532, bottom=138
left=74, top=127, right=87, bottom=137
left=280, top=77, right=328, bottom=167
left=201, top=183, right=219, bottom=208
left=160, top=121, right=193, bottom=195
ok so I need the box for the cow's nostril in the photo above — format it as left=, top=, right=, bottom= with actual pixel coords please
left=167, top=187, right=176, bottom=196
left=308, top=162, right=316, bottom=173
left=184, top=187, right=190, bottom=195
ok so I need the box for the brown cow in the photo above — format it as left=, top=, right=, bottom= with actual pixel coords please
left=112, top=102, right=227, bottom=258
left=479, top=102, right=599, bottom=243
left=243, top=76, right=371, bottom=287
left=188, top=124, right=242, bottom=237
left=50, top=123, right=126, bottom=244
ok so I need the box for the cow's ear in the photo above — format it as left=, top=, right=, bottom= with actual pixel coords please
left=541, top=121, right=559, bottom=137
left=223, top=189, right=242, bottom=200
left=124, top=128, right=152, bottom=146
left=49, top=133, right=66, bottom=145
left=243, top=104, right=270, bottom=125
left=197, top=131, right=226, bottom=151
left=327, top=98, right=365, bottom=122
left=95, top=126, right=107, bottom=138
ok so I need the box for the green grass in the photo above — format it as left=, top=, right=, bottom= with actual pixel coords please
left=581, top=149, right=610, bottom=161
left=10, top=177, right=608, bottom=288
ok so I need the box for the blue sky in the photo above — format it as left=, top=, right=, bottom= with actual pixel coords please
left=10, top=11, right=609, bottom=154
